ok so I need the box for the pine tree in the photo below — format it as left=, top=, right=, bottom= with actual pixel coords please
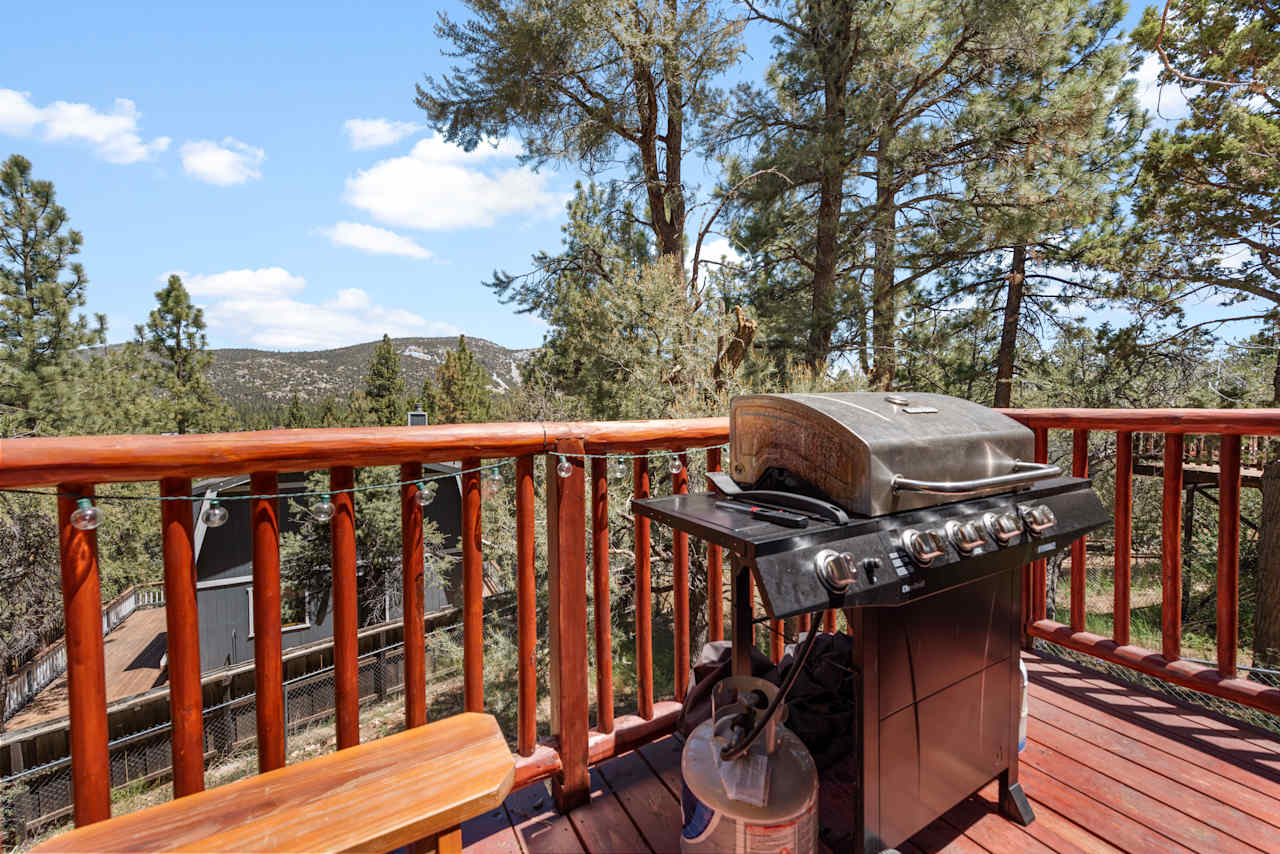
left=422, top=336, right=496, bottom=424
left=136, top=274, right=226, bottom=434
left=0, top=154, right=104, bottom=432
left=416, top=0, right=745, bottom=273
left=1129, top=1, right=1280, bottom=665
left=725, top=0, right=1140, bottom=389
left=364, top=334, right=407, bottom=426
left=284, top=393, right=308, bottom=428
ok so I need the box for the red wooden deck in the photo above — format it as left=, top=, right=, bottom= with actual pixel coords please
left=462, top=651, right=1280, bottom=854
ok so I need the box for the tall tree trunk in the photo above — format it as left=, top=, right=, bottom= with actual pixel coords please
left=1271, top=345, right=1280, bottom=407
left=993, top=244, right=1026, bottom=408
left=807, top=167, right=842, bottom=372
left=1255, top=460, right=1280, bottom=667
left=869, top=127, right=896, bottom=390
left=805, top=29, right=850, bottom=373
left=662, top=13, right=686, bottom=276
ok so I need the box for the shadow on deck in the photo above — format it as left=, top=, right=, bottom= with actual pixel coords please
left=462, top=651, right=1280, bottom=854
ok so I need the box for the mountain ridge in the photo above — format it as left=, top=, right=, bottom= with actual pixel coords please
left=206, top=336, right=534, bottom=409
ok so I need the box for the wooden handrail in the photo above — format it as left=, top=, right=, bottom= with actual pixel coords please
left=0, top=418, right=729, bottom=487
left=1001, top=407, right=1280, bottom=434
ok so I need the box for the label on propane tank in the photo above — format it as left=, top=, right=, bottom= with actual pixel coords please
left=682, top=784, right=817, bottom=853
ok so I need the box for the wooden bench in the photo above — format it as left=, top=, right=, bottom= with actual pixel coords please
left=33, top=712, right=514, bottom=854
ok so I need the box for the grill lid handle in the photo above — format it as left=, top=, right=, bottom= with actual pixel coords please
left=891, top=460, right=1062, bottom=495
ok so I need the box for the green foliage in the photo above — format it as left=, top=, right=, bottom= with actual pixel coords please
left=0, top=494, right=60, bottom=702
left=1131, top=0, right=1280, bottom=399
left=280, top=467, right=450, bottom=626
left=0, top=154, right=104, bottom=433
left=363, top=334, right=408, bottom=426
left=422, top=336, right=496, bottom=424
left=417, top=0, right=745, bottom=261
left=136, top=275, right=228, bottom=434
left=723, top=0, right=1142, bottom=390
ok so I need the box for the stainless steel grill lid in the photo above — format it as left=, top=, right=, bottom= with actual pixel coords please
left=729, top=392, right=1055, bottom=517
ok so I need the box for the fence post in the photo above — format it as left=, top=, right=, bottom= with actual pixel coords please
left=376, top=649, right=388, bottom=702
left=546, top=440, right=589, bottom=812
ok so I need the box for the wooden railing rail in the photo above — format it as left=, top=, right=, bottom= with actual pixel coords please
left=1001, top=407, right=1280, bottom=718
left=7, top=408, right=1277, bottom=840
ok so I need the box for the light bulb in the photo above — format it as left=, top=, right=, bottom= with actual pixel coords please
left=485, top=472, right=504, bottom=497
left=202, top=501, right=229, bottom=528
left=609, top=457, right=628, bottom=480
left=669, top=455, right=683, bottom=475
left=69, top=498, right=102, bottom=531
left=415, top=482, right=434, bottom=507
left=311, top=496, right=336, bottom=523
left=556, top=457, right=572, bottom=478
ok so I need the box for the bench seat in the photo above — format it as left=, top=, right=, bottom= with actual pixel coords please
left=33, top=712, right=514, bottom=853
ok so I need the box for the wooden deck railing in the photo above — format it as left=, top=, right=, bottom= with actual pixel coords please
left=1, top=409, right=1277, bottom=835
left=1001, top=408, right=1280, bottom=719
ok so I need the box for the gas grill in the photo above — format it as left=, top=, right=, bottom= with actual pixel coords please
left=633, top=392, right=1108, bottom=854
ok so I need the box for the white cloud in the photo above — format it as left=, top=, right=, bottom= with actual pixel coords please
left=180, top=138, right=265, bottom=185
left=342, top=134, right=558, bottom=231
left=173, top=267, right=306, bottom=298
left=698, top=237, right=743, bottom=266
left=0, top=89, right=169, bottom=163
left=175, top=266, right=459, bottom=349
left=1134, top=54, right=1192, bottom=122
left=343, top=118, right=421, bottom=150
left=321, top=222, right=432, bottom=259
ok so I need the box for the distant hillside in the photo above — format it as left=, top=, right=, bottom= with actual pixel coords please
left=206, top=337, right=534, bottom=409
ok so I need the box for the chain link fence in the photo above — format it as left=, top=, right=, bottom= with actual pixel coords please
left=1, top=626, right=467, bottom=848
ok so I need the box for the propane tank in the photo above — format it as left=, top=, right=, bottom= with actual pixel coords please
left=1018, top=658, right=1028, bottom=752
left=680, top=677, right=819, bottom=854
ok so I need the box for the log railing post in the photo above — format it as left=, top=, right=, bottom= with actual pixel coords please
left=1217, top=434, right=1242, bottom=677
left=634, top=456, right=654, bottom=720
left=590, top=456, right=613, bottom=733
left=400, top=463, right=427, bottom=729
left=515, top=455, right=537, bottom=755
left=461, top=458, right=484, bottom=713
left=160, top=477, right=204, bottom=797
left=58, top=484, right=111, bottom=826
left=673, top=451, right=690, bottom=701
left=330, top=466, right=359, bottom=749
left=1161, top=435, right=1185, bottom=662
left=705, top=447, right=724, bottom=642
left=1070, top=429, right=1089, bottom=632
left=250, top=472, right=285, bottom=772
left=1031, top=427, right=1048, bottom=622
left=546, top=442, right=589, bottom=812
left=1113, top=433, right=1133, bottom=647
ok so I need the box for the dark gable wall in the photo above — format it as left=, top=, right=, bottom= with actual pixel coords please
left=195, top=469, right=461, bottom=672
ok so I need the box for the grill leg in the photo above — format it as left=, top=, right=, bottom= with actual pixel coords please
left=730, top=556, right=754, bottom=677
left=998, top=772, right=1035, bottom=826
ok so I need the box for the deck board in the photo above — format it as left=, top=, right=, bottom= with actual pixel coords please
left=6, top=607, right=168, bottom=731
left=462, top=650, right=1280, bottom=853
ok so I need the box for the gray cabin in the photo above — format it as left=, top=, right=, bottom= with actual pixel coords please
left=192, top=466, right=462, bottom=672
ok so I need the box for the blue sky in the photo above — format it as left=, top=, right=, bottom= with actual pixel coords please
left=2, top=1, right=1230, bottom=354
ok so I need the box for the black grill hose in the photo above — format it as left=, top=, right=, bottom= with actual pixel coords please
left=719, top=609, right=822, bottom=761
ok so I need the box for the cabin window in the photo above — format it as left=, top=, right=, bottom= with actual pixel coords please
left=246, top=585, right=313, bottom=636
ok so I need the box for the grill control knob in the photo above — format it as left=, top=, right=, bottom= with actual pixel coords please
left=945, top=520, right=986, bottom=554
left=815, top=549, right=856, bottom=593
left=983, top=512, right=1022, bottom=544
left=1019, top=503, right=1057, bottom=534
left=902, top=529, right=945, bottom=566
